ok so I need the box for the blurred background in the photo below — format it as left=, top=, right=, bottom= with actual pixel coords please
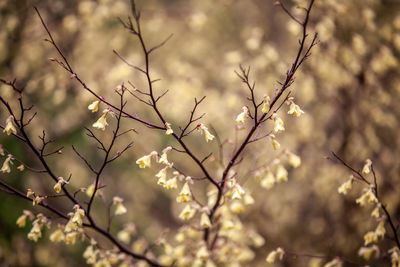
left=1, top=0, right=400, bottom=266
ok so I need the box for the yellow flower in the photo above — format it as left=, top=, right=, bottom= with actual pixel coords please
left=156, top=166, right=169, bottom=186
left=65, top=232, right=78, bottom=245
left=200, top=212, right=211, bottom=228
left=83, top=245, right=98, bottom=264
left=17, top=164, right=24, bottom=171
left=230, top=201, right=245, bottom=214
left=32, top=196, right=44, bottom=206
left=49, top=229, right=65, bottom=243
left=276, top=165, right=288, bottom=183
left=260, top=172, right=275, bottom=189
left=244, top=194, right=255, bottom=205
left=375, top=220, right=386, bottom=239
left=364, top=231, right=378, bottom=245
left=362, top=159, right=372, bottom=175
left=231, top=183, right=245, bottom=200
left=236, top=106, right=249, bottom=124
left=26, top=188, right=34, bottom=198
left=196, top=245, right=209, bottom=260
left=262, top=95, right=271, bottom=114
left=389, top=247, right=400, bottom=267
left=136, top=151, right=157, bottom=168
left=1, top=155, right=12, bottom=173
left=356, top=188, right=378, bottom=206
left=92, top=110, right=109, bottom=131
left=53, top=177, right=66, bottom=193
left=198, top=123, right=214, bottom=142
left=358, top=245, right=380, bottom=260
left=338, top=176, right=354, bottom=195
left=71, top=205, right=85, bottom=227
left=165, top=122, right=174, bottom=135
left=158, top=146, right=172, bottom=165
left=287, top=152, right=301, bottom=168
left=269, top=134, right=280, bottom=150
left=88, top=100, right=100, bottom=112
left=178, top=204, right=196, bottom=220
left=86, top=183, right=95, bottom=197
left=3, top=115, right=17, bottom=135
left=288, top=102, right=305, bottom=117
left=27, top=222, right=42, bottom=242
left=249, top=231, right=265, bottom=247
left=272, top=114, right=285, bottom=133
left=323, top=258, right=343, bottom=267
left=371, top=206, right=380, bottom=218
left=165, top=177, right=178, bottom=190
left=266, top=247, right=284, bottom=264
left=16, top=213, right=28, bottom=228
left=176, top=182, right=191, bottom=203
left=113, top=197, right=127, bottom=215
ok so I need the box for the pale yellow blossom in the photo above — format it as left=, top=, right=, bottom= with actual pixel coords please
left=364, top=231, right=378, bottom=245
left=276, top=165, right=288, bottom=183
left=270, top=134, right=280, bottom=150
left=165, top=122, right=174, bottom=135
left=92, top=110, right=109, bottom=131
left=179, top=204, right=196, bottom=220
left=113, top=196, right=127, bottom=215
left=165, top=177, right=178, bottom=189
left=88, top=100, right=100, bottom=112
left=260, top=171, right=275, bottom=189
left=3, top=115, right=17, bottom=135
left=53, top=177, right=66, bottom=193
left=236, top=106, right=249, bottom=124
left=272, top=114, right=285, bottom=133
left=158, top=146, right=172, bottom=165
left=287, top=152, right=301, bottom=168
left=65, top=232, right=78, bottom=245
left=338, top=175, right=354, bottom=195
left=136, top=151, right=157, bottom=168
left=86, top=183, right=95, bottom=197
left=200, top=212, right=211, bottom=228
left=176, top=182, right=191, bottom=203
left=358, top=245, right=379, bottom=260
left=375, top=220, right=386, bottom=239
left=17, top=164, right=24, bottom=171
left=356, top=188, right=378, bottom=206
left=49, top=229, right=65, bottom=243
left=196, top=245, right=209, bottom=260
left=288, top=102, right=305, bottom=117
left=198, top=123, right=214, bottom=142
left=362, top=159, right=372, bottom=175
left=371, top=206, right=380, bottom=218
left=266, top=247, right=284, bottom=264
left=1, top=155, right=12, bottom=173
left=262, top=95, right=271, bottom=114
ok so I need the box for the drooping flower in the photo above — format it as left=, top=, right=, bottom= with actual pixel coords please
left=262, top=95, right=271, bottom=114
left=165, top=122, right=174, bottom=135
left=266, top=247, right=285, bottom=264
left=276, top=165, right=288, bottom=183
left=356, top=188, right=378, bottom=206
left=364, top=231, right=378, bottom=245
left=287, top=152, right=301, bottom=168
left=1, top=155, right=12, bottom=173
left=179, top=204, right=196, bottom=220
left=375, top=219, right=386, bottom=239
left=371, top=205, right=380, bottom=218
left=136, top=151, right=157, bottom=168
left=196, top=245, right=209, bottom=260
left=3, top=115, right=17, bottom=135
left=88, top=100, right=100, bottom=112
left=197, top=123, right=215, bottom=142
left=358, top=245, right=380, bottom=260
left=338, top=175, right=354, bottom=195
left=156, top=166, right=170, bottom=186
left=53, top=177, right=67, bottom=193
left=158, top=146, right=172, bottom=165
left=49, top=228, right=65, bottom=243
left=200, top=212, right=211, bottom=228
left=17, top=164, right=24, bottom=171
left=16, top=210, right=34, bottom=228
left=287, top=101, right=305, bottom=117
left=260, top=171, right=275, bottom=189
left=236, top=106, right=249, bottom=124
left=92, top=110, right=109, bottom=131
left=362, top=159, right=372, bottom=175
left=231, top=183, right=245, bottom=200
left=269, top=134, right=280, bottom=150
left=271, top=113, right=285, bottom=133
left=176, top=182, right=191, bottom=203
left=165, top=177, right=178, bottom=190
left=113, top=197, right=127, bottom=215
left=86, top=183, right=95, bottom=197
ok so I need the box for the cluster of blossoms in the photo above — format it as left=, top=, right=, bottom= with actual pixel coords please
left=337, top=158, right=400, bottom=265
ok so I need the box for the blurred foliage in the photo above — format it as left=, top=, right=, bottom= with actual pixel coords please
left=1, top=0, right=400, bottom=266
